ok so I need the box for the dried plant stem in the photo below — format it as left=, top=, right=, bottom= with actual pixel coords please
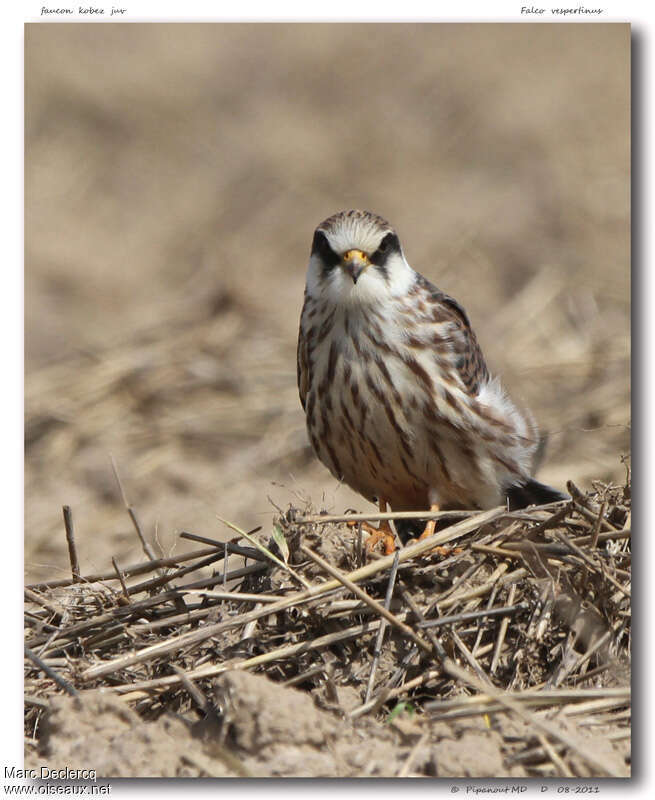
left=399, top=586, right=448, bottom=661
left=300, top=544, right=432, bottom=655
left=179, top=530, right=268, bottom=562
left=25, top=645, right=78, bottom=697
left=427, top=687, right=630, bottom=715
left=62, top=505, right=80, bottom=580
left=558, top=697, right=630, bottom=717
left=185, top=589, right=288, bottom=603
left=397, top=732, right=429, bottom=777
left=439, top=568, right=527, bottom=611
left=27, top=545, right=228, bottom=591
left=537, top=733, right=573, bottom=777
left=298, top=509, right=474, bottom=525
left=491, top=584, right=517, bottom=675
left=418, top=603, right=527, bottom=630
left=590, top=501, right=607, bottom=549
left=110, top=454, right=158, bottom=562
left=365, top=551, right=400, bottom=702
left=111, top=557, right=130, bottom=602
left=471, top=543, right=523, bottom=559
left=24, top=587, right=65, bottom=618
left=128, top=507, right=158, bottom=562
left=450, top=629, right=493, bottom=687
left=170, top=665, right=209, bottom=712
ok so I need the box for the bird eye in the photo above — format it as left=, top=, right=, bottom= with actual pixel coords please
left=371, top=232, right=399, bottom=266
left=311, top=230, right=340, bottom=269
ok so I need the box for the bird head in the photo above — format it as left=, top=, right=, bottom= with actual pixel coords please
left=305, top=210, right=414, bottom=305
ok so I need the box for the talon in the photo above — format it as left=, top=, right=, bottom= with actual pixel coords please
left=427, top=545, right=463, bottom=557
left=348, top=499, right=397, bottom=556
left=405, top=504, right=462, bottom=556
left=363, top=526, right=397, bottom=555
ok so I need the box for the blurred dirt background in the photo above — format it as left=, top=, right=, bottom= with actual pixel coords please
left=25, top=23, right=630, bottom=584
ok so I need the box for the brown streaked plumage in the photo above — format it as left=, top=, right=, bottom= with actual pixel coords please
left=298, top=210, right=567, bottom=552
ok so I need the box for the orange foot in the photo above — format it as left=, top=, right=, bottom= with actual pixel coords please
left=360, top=520, right=397, bottom=555
left=411, top=504, right=462, bottom=557
left=347, top=499, right=397, bottom=556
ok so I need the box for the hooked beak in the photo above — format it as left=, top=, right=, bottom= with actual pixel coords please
left=341, top=249, right=370, bottom=284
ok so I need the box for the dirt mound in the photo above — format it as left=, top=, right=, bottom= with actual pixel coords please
left=37, top=691, right=235, bottom=778
left=33, top=667, right=628, bottom=778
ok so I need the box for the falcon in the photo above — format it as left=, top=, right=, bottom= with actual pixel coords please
left=297, top=210, right=567, bottom=554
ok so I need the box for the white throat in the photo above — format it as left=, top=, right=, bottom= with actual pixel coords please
left=306, top=252, right=416, bottom=309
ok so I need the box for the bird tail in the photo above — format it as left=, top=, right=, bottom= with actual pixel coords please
left=395, top=479, right=569, bottom=542
left=506, top=478, right=569, bottom=510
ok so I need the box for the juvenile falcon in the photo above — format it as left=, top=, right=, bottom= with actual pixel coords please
left=297, top=210, right=567, bottom=554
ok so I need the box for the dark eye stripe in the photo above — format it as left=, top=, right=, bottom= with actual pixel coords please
left=370, top=232, right=401, bottom=268
left=311, top=230, right=340, bottom=270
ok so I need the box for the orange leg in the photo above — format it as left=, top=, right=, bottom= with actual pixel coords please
left=348, top=499, right=396, bottom=556
left=414, top=504, right=462, bottom=557
left=418, top=503, right=441, bottom=540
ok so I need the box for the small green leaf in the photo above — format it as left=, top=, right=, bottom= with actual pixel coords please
left=386, top=701, right=415, bottom=724
left=271, top=523, right=290, bottom=563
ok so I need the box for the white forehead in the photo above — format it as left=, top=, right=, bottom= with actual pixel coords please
left=319, top=213, right=393, bottom=256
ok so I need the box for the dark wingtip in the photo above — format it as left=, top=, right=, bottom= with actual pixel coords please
left=506, top=478, right=570, bottom=511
